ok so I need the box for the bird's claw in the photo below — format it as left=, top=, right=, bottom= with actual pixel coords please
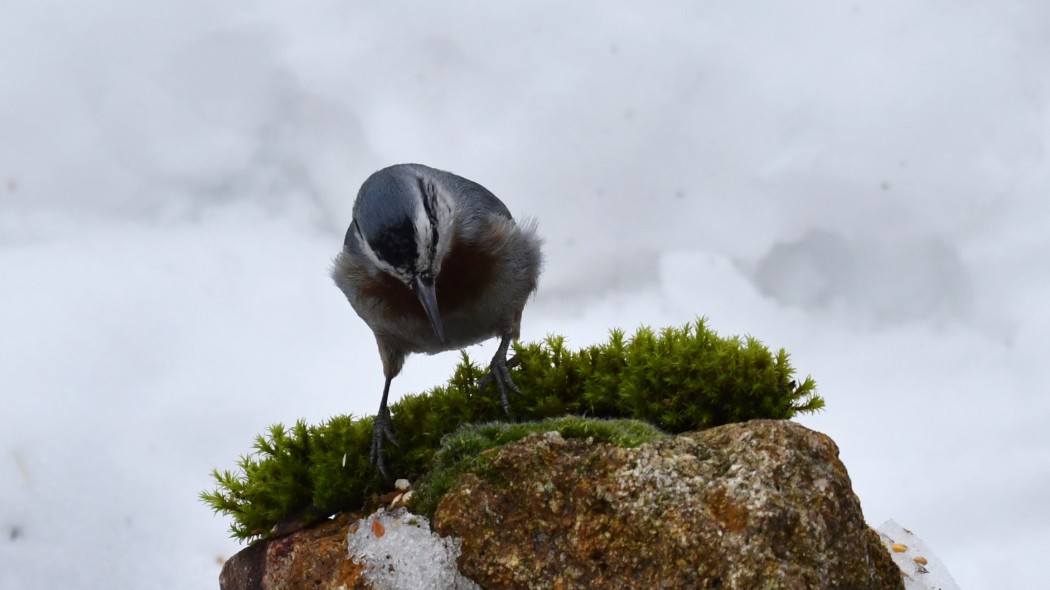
left=478, top=354, right=521, bottom=417
left=370, top=405, right=399, bottom=480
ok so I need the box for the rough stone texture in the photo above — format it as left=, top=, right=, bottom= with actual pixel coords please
left=219, top=511, right=371, bottom=590
left=219, top=420, right=904, bottom=590
left=433, top=420, right=903, bottom=590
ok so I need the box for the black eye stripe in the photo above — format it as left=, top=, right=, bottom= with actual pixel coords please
left=371, top=217, right=417, bottom=271
left=418, top=179, right=439, bottom=260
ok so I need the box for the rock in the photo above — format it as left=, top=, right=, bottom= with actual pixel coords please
left=220, top=419, right=905, bottom=589
left=433, top=419, right=903, bottom=589
left=219, top=511, right=371, bottom=590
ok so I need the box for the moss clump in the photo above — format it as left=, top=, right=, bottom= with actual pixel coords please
left=411, top=417, right=666, bottom=517
left=202, top=417, right=376, bottom=540
left=202, top=318, right=823, bottom=542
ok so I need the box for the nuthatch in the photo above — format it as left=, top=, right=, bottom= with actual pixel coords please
left=332, top=163, right=542, bottom=477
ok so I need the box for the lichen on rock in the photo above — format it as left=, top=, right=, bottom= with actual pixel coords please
left=218, top=419, right=904, bottom=590
left=433, top=419, right=903, bottom=590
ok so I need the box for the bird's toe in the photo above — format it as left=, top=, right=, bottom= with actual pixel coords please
left=479, top=355, right=521, bottom=417
left=370, top=407, right=399, bottom=480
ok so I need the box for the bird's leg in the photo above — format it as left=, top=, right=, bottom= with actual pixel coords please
left=370, top=376, right=399, bottom=480
left=478, top=334, right=521, bottom=417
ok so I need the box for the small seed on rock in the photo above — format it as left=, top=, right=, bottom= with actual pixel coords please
left=891, top=543, right=908, bottom=553
left=370, top=518, right=385, bottom=538
left=913, top=556, right=928, bottom=565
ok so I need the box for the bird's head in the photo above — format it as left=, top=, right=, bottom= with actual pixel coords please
left=349, top=166, right=456, bottom=342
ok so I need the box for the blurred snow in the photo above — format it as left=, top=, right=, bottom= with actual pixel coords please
left=2, top=0, right=1048, bottom=588
left=347, top=509, right=479, bottom=590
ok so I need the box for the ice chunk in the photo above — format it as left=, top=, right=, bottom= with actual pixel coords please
left=347, top=508, right=480, bottom=590
left=878, top=520, right=961, bottom=590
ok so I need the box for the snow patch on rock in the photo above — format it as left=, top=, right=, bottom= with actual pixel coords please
left=347, top=508, right=479, bottom=590
left=879, top=519, right=961, bottom=590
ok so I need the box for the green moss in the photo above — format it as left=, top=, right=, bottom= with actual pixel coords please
left=202, top=318, right=823, bottom=542
left=410, top=416, right=666, bottom=517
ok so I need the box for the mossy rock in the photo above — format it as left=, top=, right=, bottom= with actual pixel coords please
left=410, top=416, right=667, bottom=517
left=202, top=318, right=823, bottom=542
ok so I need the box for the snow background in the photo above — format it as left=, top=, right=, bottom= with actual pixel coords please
left=2, top=0, right=1047, bottom=587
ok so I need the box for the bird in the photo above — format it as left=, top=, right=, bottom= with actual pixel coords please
left=332, top=163, right=542, bottom=478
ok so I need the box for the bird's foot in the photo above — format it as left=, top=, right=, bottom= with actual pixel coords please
left=478, top=354, right=521, bottom=418
left=370, top=405, right=399, bottom=480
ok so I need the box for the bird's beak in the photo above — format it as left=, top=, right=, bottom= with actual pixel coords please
left=412, top=275, right=445, bottom=342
